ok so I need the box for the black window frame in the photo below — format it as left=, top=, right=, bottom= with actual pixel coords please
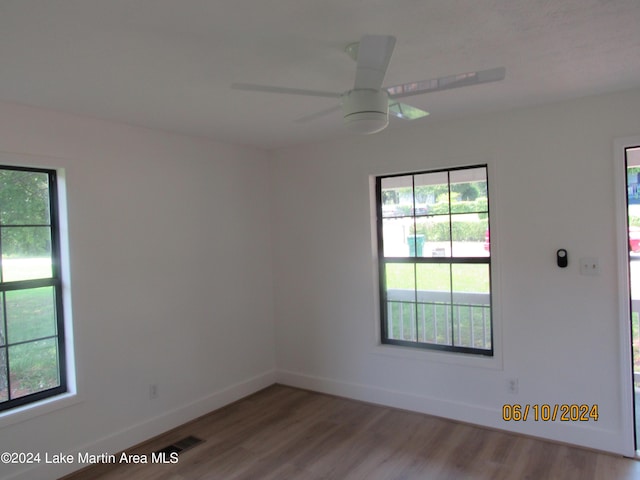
left=376, top=164, right=493, bottom=356
left=0, top=165, right=67, bottom=411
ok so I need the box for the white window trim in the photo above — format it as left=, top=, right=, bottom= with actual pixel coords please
left=368, top=159, right=503, bottom=370
left=613, top=136, right=639, bottom=457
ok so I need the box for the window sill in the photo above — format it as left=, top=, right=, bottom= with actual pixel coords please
left=0, top=391, right=81, bottom=429
left=370, top=342, right=503, bottom=370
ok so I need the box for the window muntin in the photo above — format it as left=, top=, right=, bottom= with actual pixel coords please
left=377, top=165, right=492, bottom=355
left=0, top=166, right=66, bottom=411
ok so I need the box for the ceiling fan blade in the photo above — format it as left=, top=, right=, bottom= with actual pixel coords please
left=353, top=35, right=396, bottom=90
left=386, top=67, right=506, bottom=99
left=231, top=83, right=341, bottom=99
left=295, top=105, right=341, bottom=123
left=388, top=101, right=429, bottom=120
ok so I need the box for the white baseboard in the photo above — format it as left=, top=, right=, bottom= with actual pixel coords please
left=5, top=367, right=627, bottom=480
left=6, top=369, right=277, bottom=480
left=276, top=369, right=625, bottom=456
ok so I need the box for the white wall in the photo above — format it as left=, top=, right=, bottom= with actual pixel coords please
left=2, top=87, right=639, bottom=479
left=271, top=88, right=640, bottom=455
left=0, top=101, right=276, bottom=480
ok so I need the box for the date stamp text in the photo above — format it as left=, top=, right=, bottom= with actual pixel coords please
left=502, top=404, right=599, bottom=422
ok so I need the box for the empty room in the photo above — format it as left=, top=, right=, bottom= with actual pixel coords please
left=1, top=1, right=640, bottom=479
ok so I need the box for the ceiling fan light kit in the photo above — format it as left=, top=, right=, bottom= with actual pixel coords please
left=231, top=35, right=505, bottom=135
left=341, top=89, right=389, bottom=134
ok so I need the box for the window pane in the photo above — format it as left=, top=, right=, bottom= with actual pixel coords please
left=417, top=302, right=452, bottom=345
left=8, top=338, right=59, bottom=399
left=415, top=171, right=449, bottom=214
left=450, top=167, right=487, bottom=214
left=386, top=302, right=416, bottom=341
left=416, top=264, right=452, bottom=345
left=6, top=287, right=56, bottom=344
left=381, top=175, right=412, bottom=218
left=382, top=217, right=410, bottom=257
left=412, top=217, right=429, bottom=258
left=0, top=348, right=7, bottom=402
left=386, top=300, right=418, bottom=341
left=0, top=294, right=5, bottom=402
left=385, top=263, right=415, bottom=291
left=385, top=263, right=416, bottom=341
left=451, top=215, right=489, bottom=257
left=1, top=226, right=53, bottom=281
left=416, top=263, right=451, bottom=293
left=0, top=169, right=51, bottom=225
left=406, top=232, right=424, bottom=258
left=418, top=215, right=450, bottom=257
left=0, top=293, right=4, bottom=346
left=451, top=264, right=491, bottom=349
left=451, top=263, right=490, bottom=295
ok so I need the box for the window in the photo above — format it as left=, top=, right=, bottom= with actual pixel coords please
left=376, top=165, right=493, bottom=355
left=0, top=166, right=66, bottom=411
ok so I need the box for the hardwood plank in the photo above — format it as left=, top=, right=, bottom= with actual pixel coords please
left=60, top=385, right=640, bottom=480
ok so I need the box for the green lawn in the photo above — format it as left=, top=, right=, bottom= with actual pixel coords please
left=385, top=263, right=490, bottom=293
left=5, top=287, right=56, bottom=342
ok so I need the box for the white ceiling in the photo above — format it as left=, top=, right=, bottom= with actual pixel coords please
left=0, top=0, right=639, bottom=150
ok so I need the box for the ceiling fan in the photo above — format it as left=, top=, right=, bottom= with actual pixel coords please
left=232, top=35, right=506, bottom=134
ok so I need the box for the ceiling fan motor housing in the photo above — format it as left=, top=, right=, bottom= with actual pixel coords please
left=341, top=89, right=389, bottom=134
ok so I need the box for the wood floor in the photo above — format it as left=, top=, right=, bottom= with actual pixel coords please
left=62, top=384, right=640, bottom=480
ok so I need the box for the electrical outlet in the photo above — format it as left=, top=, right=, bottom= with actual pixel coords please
left=506, top=378, right=519, bottom=394
left=149, top=384, right=158, bottom=399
